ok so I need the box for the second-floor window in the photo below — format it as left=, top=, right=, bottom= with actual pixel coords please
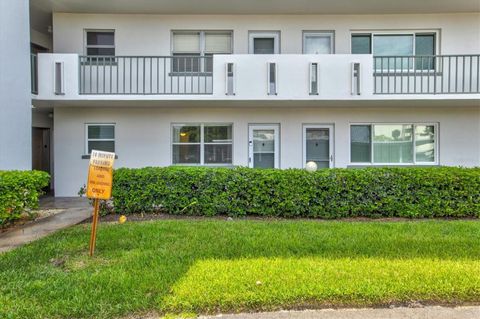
left=351, top=32, right=435, bottom=56
left=351, top=32, right=436, bottom=70
left=303, top=31, right=334, bottom=54
left=85, top=30, right=115, bottom=57
left=172, top=30, right=233, bottom=73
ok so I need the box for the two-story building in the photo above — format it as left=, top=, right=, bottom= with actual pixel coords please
left=1, top=0, right=479, bottom=196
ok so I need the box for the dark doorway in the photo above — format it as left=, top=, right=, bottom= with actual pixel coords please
left=32, top=127, right=51, bottom=174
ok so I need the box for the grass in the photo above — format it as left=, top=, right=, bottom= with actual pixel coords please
left=0, top=219, right=479, bottom=318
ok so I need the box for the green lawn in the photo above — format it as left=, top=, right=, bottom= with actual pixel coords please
left=1, top=219, right=480, bottom=318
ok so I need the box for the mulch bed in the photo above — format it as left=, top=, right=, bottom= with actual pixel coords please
left=80, top=212, right=480, bottom=224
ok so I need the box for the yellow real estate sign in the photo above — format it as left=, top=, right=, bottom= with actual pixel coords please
left=86, top=150, right=115, bottom=200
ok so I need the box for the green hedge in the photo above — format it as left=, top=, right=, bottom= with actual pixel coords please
left=0, top=170, right=50, bottom=225
left=112, top=167, right=480, bottom=218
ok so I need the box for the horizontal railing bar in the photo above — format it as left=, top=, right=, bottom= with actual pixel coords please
left=374, top=54, right=480, bottom=58
left=79, top=55, right=211, bottom=59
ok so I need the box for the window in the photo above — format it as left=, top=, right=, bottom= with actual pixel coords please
left=303, top=32, right=334, bottom=54
left=86, top=124, right=115, bottom=154
left=172, top=31, right=232, bottom=73
left=351, top=34, right=372, bottom=54
left=352, top=32, right=436, bottom=71
left=85, top=30, right=115, bottom=56
left=172, top=124, right=233, bottom=165
left=350, top=123, right=437, bottom=164
left=249, top=31, right=280, bottom=54
left=351, top=32, right=436, bottom=56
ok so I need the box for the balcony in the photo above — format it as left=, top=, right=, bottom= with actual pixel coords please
left=374, top=55, right=480, bottom=94
left=32, top=53, right=480, bottom=103
left=78, top=56, right=213, bottom=95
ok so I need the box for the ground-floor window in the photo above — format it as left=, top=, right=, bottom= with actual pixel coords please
left=85, top=124, right=115, bottom=154
left=350, top=123, right=437, bottom=165
left=172, top=123, right=233, bottom=165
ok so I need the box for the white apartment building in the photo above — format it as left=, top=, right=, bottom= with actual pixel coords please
left=1, top=0, right=479, bottom=196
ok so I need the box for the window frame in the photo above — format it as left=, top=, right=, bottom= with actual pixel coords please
left=302, top=31, right=335, bottom=54
left=84, top=29, right=116, bottom=56
left=302, top=124, right=335, bottom=168
left=171, top=30, right=233, bottom=74
left=349, top=122, right=439, bottom=166
left=248, top=31, right=281, bottom=54
left=350, top=30, right=439, bottom=56
left=171, top=123, right=233, bottom=166
left=85, top=123, right=116, bottom=155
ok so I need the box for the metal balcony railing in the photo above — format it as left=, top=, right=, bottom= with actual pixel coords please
left=374, top=55, right=480, bottom=94
left=79, top=55, right=213, bottom=95
left=31, top=53, right=38, bottom=94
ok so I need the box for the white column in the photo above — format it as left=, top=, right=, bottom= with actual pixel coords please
left=0, top=0, right=31, bottom=169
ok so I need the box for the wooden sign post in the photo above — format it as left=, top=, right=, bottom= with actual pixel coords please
left=86, top=150, right=115, bottom=256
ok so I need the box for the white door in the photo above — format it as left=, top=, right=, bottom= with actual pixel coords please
left=303, top=125, right=334, bottom=168
left=249, top=32, right=280, bottom=54
left=249, top=124, right=280, bottom=168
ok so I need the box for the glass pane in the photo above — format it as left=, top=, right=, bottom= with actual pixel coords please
left=172, top=125, right=200, bottom=143
left=373, top=35, right=413, bottom=56
left=253, top=38, right=275, bottom=54
left=314, top=161, right=329, bottom=169
left=86, top=47, right=115, bottom=56
left=253, top=129, right=275, bottom=168
left=173, top=32, right=200, bottom=53
left=415, top=34, right=435, bottom=70
left=227, top=63, right=234, bottom=95
left=350, top=125, right=371, bottom=163
left=254, top=153, right=274, bottom=168
left=305, top=35, right=332, bottom=54
left=373, top=124, right=413, bottom=163
left=205, top=144, right=232, bottom=164
left=306, top=128, right=329, bottom=163
left=172, top=145, right=200, bottom=164
left=374, top=35, right=413, bottom=70
left=205, top=32, right=232, bottom=53
left=351, top=34, right=371, bottom=54
left=415, top=125, right=435, bottom=163
left=310, top=63, right=318, bottom=94
left=415, top=34, right=435, bottom=55
left=253, top=130, right=275, bottom=152
left=269, top=63, right=276, bottom=94
left=204, top=125, right=232, bottom=143
left=88, top=125, right=114, bottom=139
left=87, top=32, right=114, bottom=46
left=88, top=141, right=115, bottom=154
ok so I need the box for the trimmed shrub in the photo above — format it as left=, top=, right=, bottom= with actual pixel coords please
left=0, top=170, right=50, bottom=225
left=112, top=167, right=480, bottom=218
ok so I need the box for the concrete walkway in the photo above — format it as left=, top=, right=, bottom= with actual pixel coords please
left=0, top=197, right=91, bottom=253
left=200, top=306, right=480, bottom=319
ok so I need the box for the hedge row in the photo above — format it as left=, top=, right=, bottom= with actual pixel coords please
left=112, top=167, right=480, bottom=218
left=0, top=170, right=50, bottom=225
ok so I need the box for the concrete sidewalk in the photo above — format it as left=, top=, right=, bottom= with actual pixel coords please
left=0, top=197, right=91, bottom=253
left=200, top=306, right=480, bottom=319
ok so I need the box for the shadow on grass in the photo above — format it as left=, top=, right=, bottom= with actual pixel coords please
left=0, top=219, right=479, bottom=318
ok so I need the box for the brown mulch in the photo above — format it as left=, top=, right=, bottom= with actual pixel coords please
left=80, top=212, right=480, bottom=224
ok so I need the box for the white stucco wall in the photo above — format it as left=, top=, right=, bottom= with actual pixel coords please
left=52, top=13, right=480, bottom=55
left=0, top=0, right=32, bottom=170
left=54, top=106, right=480, bottom=196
